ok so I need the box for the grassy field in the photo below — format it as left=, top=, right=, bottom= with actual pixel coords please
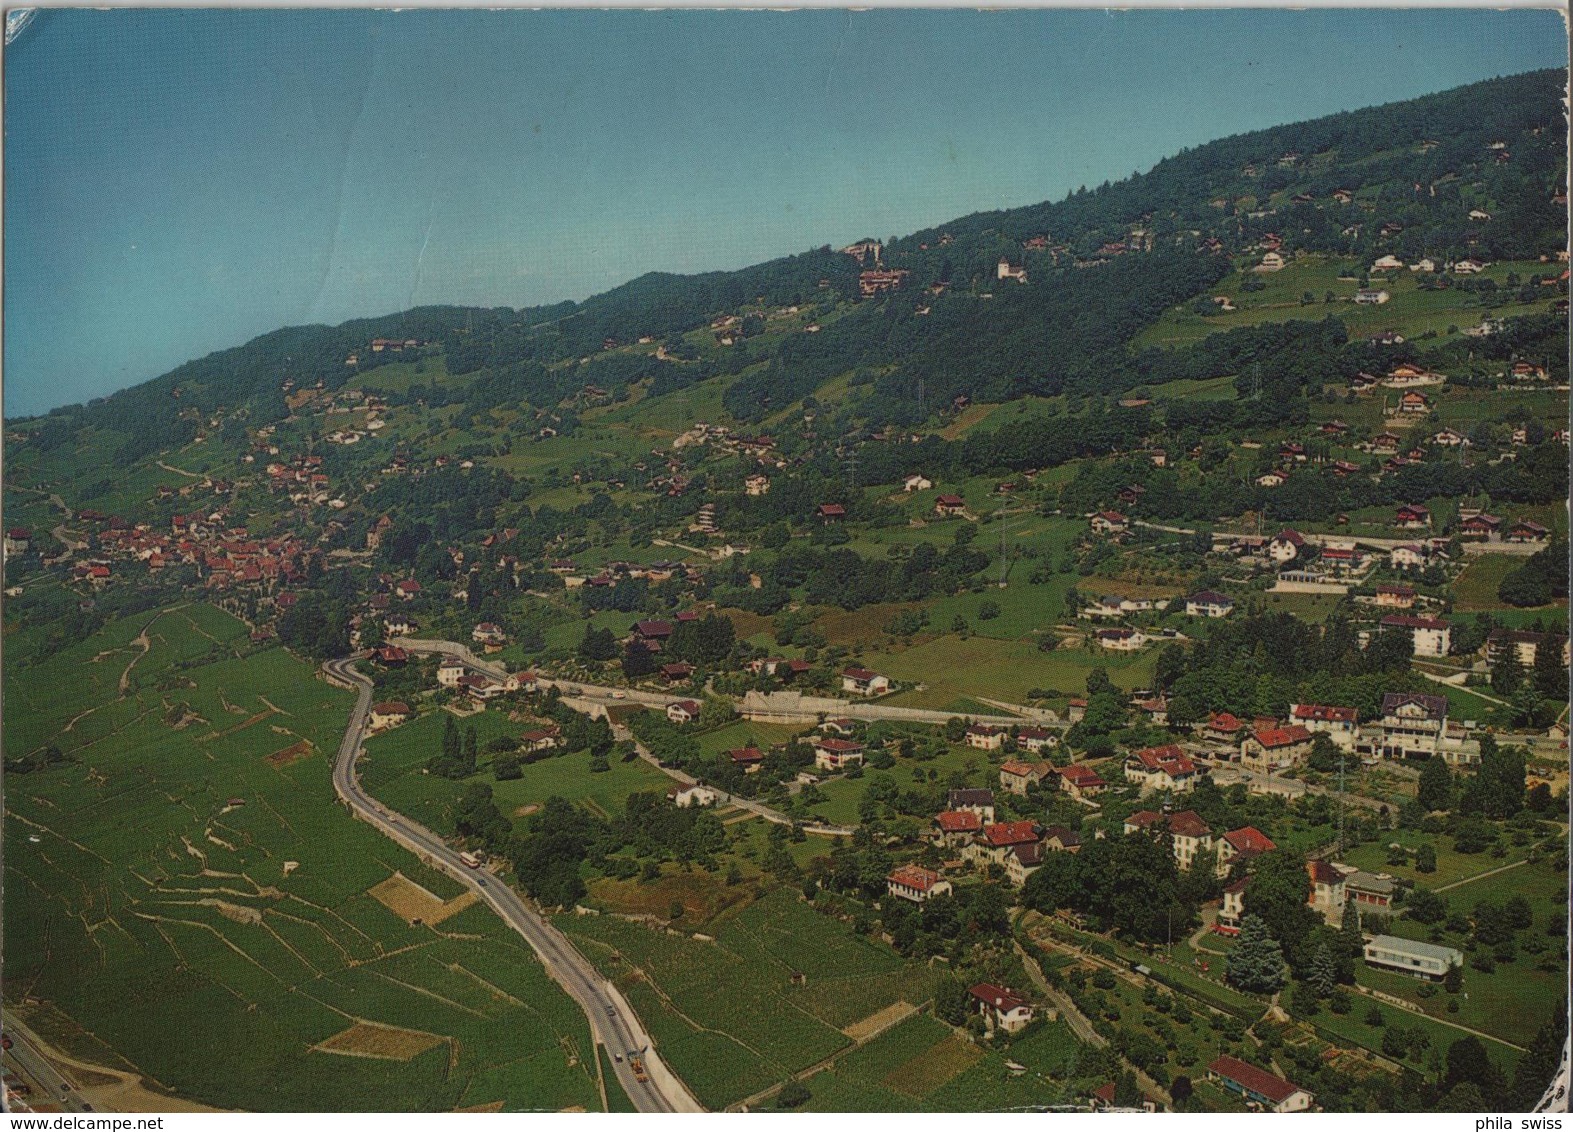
left=2, top=605, right=606, bottom=1112
left=559, top=889, right=941, bottom=1109
left=1452, top=553, right=1564, bottom=614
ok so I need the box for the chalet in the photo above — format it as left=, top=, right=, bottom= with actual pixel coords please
left=745, top=474, right=770, bottom=496
left=372, top=645, right=408, bottom=667
left=395, top=579, right=421, bottom=601
left=999, top=760, right=1054, bottom=796
left=965, top=821, right=1043, bottom=878
left=969, top=984, right=1034, bottom=1034
left=1290, top=703, right=1359, bottom=750
left=1370, top=254, right=1404, bottom=272
left=1124, top=744, right=1202, bottom=794
left=520, top=729, right=559, bottom=753
left=1505, top=519, right=1549, bottom=544
left=887, top=863, right=952, bottom=903
left=1396, top=391, right=1431, bottom=414
left=841, top=667, right=890, bottom=696
left=1215, top=826, right=1276, bottom=876
left=1089, top=510, right=1129, bottom=536
left=932, top=809, right=984, bottom=848
left=633, top=619, right=675, bottom=643
left=1057, top=763, right=1108, bottom=801
left=471, top=622, right=506, bottom=645
left=903, top=474, right=934, bottom=492
left=1511, top=361, right=1548, bottom=382
left=1329, top=460, right=1361, bottom=476
left=1016, top=726, right=1057, bottom=753
left=1255, top=471, right=1287, bottom=489
left=669, top=783, right=720, bottom=808
left=1389, top=543, right=1428, bottom=570
left=660, top=662, right=696, bottom=683
left=1321, top=420, right=1351, bottom=438
left=3, top=528, right=30, bottom=555
left=1095, top=628, right=1146, bottom=652
left=1374, top=583, right=1416, bottom=609
left=727, top=747, right=765, bottom=773
left=1240, top=725, right=1315, bottom=772
left=1184, top=590, right=1235, bottom=619
left=1206, top=1056, right=1313, bottom=1114
left=1379, top=614, right=1451, bottom=658
left=665, top=700, right=702, bottom=725
left=1452, top=258, right=1487, bottom=274
left=1202, top=712, right=1246, bottom=745
left=816, top=503, right=846, bottom=522
left=1431, top=428, right=1466, bottom=448
left=1394, top=504, right=1431, bottom=529
left=820, top=717, right=858, bottom=737
left=965, top=724, right=1006, bottom=751
left=948, top=788, right=995, bottom=822
left=933, top=494, right=967, bottom=516
left=1371, top=431, right=1402, bottom=454
left=1385, top=362, right=1443, bottom=387
left=812, top=738, right=865, bottom=772
left=1257, top=531, right=1304, bottom=567
left=1371, top=692, right=1448, bottom=760
left=1458, top=513, right=1502, bottom=540
left=1354, top=288, right=1390, bottom=305
left=368, top=702, right=412, bottom=731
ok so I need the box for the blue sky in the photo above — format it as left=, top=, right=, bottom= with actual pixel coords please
left=4, top=8, right=1566, bottom=417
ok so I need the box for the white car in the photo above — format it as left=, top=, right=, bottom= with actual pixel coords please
left=611, top=690, right=627, bottom=699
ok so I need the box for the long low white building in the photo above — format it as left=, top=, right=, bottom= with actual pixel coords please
left=1363, top=934, right=1463, bottom=981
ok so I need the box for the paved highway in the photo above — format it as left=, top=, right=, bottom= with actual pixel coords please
left=323, top=655, right=702, bottom=1114
left=2, top=1019, right=91, bottom=1113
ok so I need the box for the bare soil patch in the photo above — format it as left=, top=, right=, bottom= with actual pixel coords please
left=315, top=1022, right=445, bottom=1062
left=266, top=739, right=313, bottom=768
left=368, top=871, right=478, bottom=925
left=842, top=1000, right=916, bottom=1042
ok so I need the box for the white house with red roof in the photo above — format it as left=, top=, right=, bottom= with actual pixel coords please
left=1015, top=726, right=1057, bottom=753
left=965, top=724, right=1006, bottom=750
left=1216, top=877, right=1249, bottom=935
left=840, top=667, right=890, bottom=696
left=1123, top=744, right=1203, bottom=794
left=1267, top=529, right=1306, bottom=564
left=666, top=700, right=702, bottom=724
left=963, top=821, right=1042, bottom=875
left=886, top=863, right=952, bottom=903
left=933, top=494, right=967, bottom=516
left=1125, top=809, right=1214, bottom=871
left=3, top=528, right=31, bottom=556
left=1240, top=725, right=1314, bottom=772
left=1089, top=510, right=1129, bottom=536
left=1215, top=826, right=1277, bottom=877
left=998, top=759, right=1054, bottom=796
left=1289, top=702, right=1359, bottom=750
left=471, top=621, right=507, bottom=645
left=727, top=746, right=765, bottom=774
left=931, top=809, right=983, bottom=848
left=1201, top=712, right=1246, bottom=746
left=395, top=578, right=421, bottom=601
left=1057, top=763, right=1108, bottom=801
left=969, top=983, right=1034, bottom=1034
left=1207, top=1056, right=1312, bottom=1113
left=368, top=702, right=412, bottom=731
left=812, top=737, right=865, bottom=772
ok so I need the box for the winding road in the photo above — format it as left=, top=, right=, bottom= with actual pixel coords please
left=322, top=655, right=702, bottom=1114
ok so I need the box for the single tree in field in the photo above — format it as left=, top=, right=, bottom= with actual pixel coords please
left=1225, top=914, right=1287, bottom=994
left=1416, top=757, right=1452, bottom=811
left=1308, top=942, right=1339, bottom=997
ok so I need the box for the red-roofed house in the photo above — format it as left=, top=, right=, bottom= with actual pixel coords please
left=840, top=667, right=890, bottom=696
left=1015, top=726, right=1057, bottom=753
left=1241, top=725, right=1314, bottom=772
left=1090, top=510, right=1129, bottom=536
left=1290, top=703, right=1359, bottom=750
left=1216, top=827, right=1277, bottom=876
left=1123, top=744, right=1203, bottom=794
left=965, top=724, right=1006, bottom=750
left=1124, top=809, right=1214, bottom=870
left=666, top=700, right=702, bottom=725
left=1202, top=712, right=1246, bottom=745
left=999, top=760, right=1054, bottom=796
left=812, top=737, right=865, bottom=772
left=887, top=863, right=953, bottom=903
left=969, top=984, right=1034, bottom=1034
left=934, top=494, right=967, bottom=516
left=964, top=821, right=1042, bottom=876
left=932, top=809, right=984, bottom=848
left=1057, top=763, right=1108, bottom=801
left=728, top=746, right=765, bottom=773
left=1207, top=1056, right=1313, bottom=1113
left=1216, top=877, right=1249, bottom=935
left=368, top=702, right=412, bottom=731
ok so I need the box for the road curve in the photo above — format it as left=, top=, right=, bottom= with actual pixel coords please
left=322, top=655, right=702, bottom=1114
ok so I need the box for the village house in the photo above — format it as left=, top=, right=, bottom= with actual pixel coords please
left=1089, top=510, right=1129, bottom=536
left=520, top=729, right=559, bottom=754
left=1202, top=712, right=1246, bottom=746
left=1206, top=1056, right=1313, bottom=1114
left=1124, top=744, right=1203, bottom=794
left=963, top=821, right=1042, bottom=875
left=1370, top=254, right=1405, bottom=272
left=903, top=474, right=933, bottom=492
left=665, top=700, right=702, bottom=725
left=969, top=984, right=1034, bottom=1034
left=668, top=783, right=720, bottom=808
left=1240, top=725, right=1315, bottom=772
left=1343, top=869, right=1396, bottom=916
left=1505, top=519, right=1550, bottom=544
left=1486, top=628, right=1570, bottom=670
left=3, top=528, right=31, bottom=556
left=1380, top=614, right=1451, bottom=658
left=436, top=657, right=468, bottom=687
left=931, top=809, right=984, bottom=849
left=727, top=746, right=765, bottom=774
left=1041, top=825, right=1082, bottom=854
left=1307, top=859, right=1347, bottom=923
left=886, top=863, right=953, bottom=904
left=1125, top=809, right=1214, bottom=871
left=368, top=702, right=412, bottom=731
left=1267, top=529, right=1306, bottom=564
left=395, top=578, right=421, bottom=601
left=999, top=759, right=1055, bottom=796
left=1396, top=390, right=1431, bottom=414
left=1354, top=288, right=1390, bottom=305
left=933, top=494, right=967, bottom=517
left=744, top=474, right=770, bottom=496
left=1458, top=513, right=1503, bottom=541
left=1016, top=726, right=1057, bottom=753
left=1289, top=703, right=1360, bottom=750
left=1374, top=583, right=1416, bottom=609
left=1369, top=692, right=1449, bottom=760
left=1364, top=936, right=1463, bottom=982
left=816, top=503, right=847, bottom=522
left=661, top=662, right=696, bottom=684
left=1394, top=504, right=1431, bottom=529
left=1184, top=590, right=1235, bottom=618
left=1216, top=877, right=1250, bottom=935
left=965, top=724, right=1006, bottom=751
left=841, top=667, right=890, bottom=696
left=812, top=737, right=865, bottom=772
left=1065, top=698, right=1087, bottom=724
left=471, top=621, right=506, bottom=646
left=947, top=788, right=996, bottom=822
left=1095, top=628, right=1146, bottom=652
left=1215, top=826, right=1277, bottom=877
